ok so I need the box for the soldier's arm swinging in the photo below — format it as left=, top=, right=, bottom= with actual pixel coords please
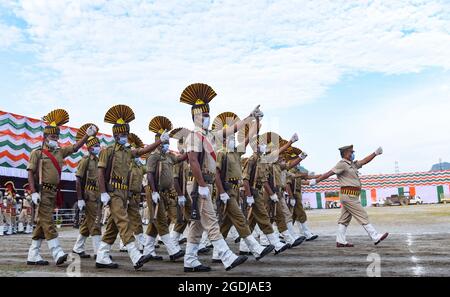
left=286, top=182, right=294, bottom=197
left=188, top=152, right=207, bottom=187
left=286, top=156, right=302, bottom=170
left=75, top=177, right=83, bottom=200
left=27, top=170, right=37, bottom=194
left=243, top=179, right=252, bottom=197
left=147, top=172, right=157, bottom=193
left=132, top=140, right=162, bottom=158
left=98, top=167, right=107, bottom=194
left=73, top=133, right=90, bottom=152
left=174, top=177, right=183, bottom=196
left=215, top=168, right=226, bottom=194
left=264, top=181, right=275, bottom=196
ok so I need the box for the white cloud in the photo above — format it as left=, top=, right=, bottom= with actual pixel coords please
left=1, top=0, right=450, bottom=171
left=0, top=22, right=22, bottom=48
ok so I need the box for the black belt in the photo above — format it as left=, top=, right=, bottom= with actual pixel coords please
left=42, top=183, right=57, bottom=192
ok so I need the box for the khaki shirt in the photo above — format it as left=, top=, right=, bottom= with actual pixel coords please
left=98, top=143, right=133, bottom=186
left=332, top=158, right=363, bottom=188
left=76, top=154, right=99, bottom=187
left=216, top=151, right=245, bottom=182
left=147, top=149, right=178, bottom=191
left=243, top=153, right=269, bottom=187
left=27, top=145, right=75, bottom=185
left=271, top=161, right=287, bottom=188
left=287, top=168, right=301, bottom=193
left=129, top=161, right=146, bottom=193
left=185, top=128, right=218, bottom=176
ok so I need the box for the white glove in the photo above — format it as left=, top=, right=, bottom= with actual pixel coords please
left=160, top=130, right=170, bottom=143
left=270, top=193, right=279, bottom=202
left=77, top=199, right=86, bottom=210
left=246, top=196, right=255, bottom=206
left=100, top=192, right=110, bottom=205
left=299, top=151, right=308, bottom=160
left=178, top=196, right=186, bottom=207
left=31, top=192, right=40, bottom=205
left=152, top=192, right=160, bottom=204
left=219, top=192, right=230, bottom=204
left=375, top=147, right=383, bottom=155
left=309, top=179, right=317, bottom=186
left=290, top=133, right=299, bottom=143
left=198, top=186, right=210, bottom=198
left=2, top=199, right=7, bottom=207
left=251, top=104, right=264, bottom=119
left=86, top=125, right=98, bottom=137
left=289, top=198, right=296, bottom=207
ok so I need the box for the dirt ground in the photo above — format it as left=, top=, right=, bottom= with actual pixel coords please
left=1, top=204, right=450, bottom=277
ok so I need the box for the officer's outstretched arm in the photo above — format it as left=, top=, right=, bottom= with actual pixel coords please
left=358, top=152, right=377, bottom=167
left=315, top=170, right=335, bottom=184
left=98, top=167, right=107, bottom=193
left=27, top=170, right=37, bottom=194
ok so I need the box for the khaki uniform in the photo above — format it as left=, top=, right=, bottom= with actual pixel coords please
left=145, top=150, right=178, bottom=237
left=217, top=151, right=251, bottom=239
left=332, top=159, right=369, bottom=225
left=27, top=145, right=75, bottom=241
left=185, top=129, right=222, bottom=243
left=98, top=144, right=136, bottom=245
left=76, top=154, right=102, bottom=237
left=127, top=161, right=146, bottom=235
left=3, top=191, right=17, bottom=229
left=172, top=160, right=192, bottom=234
left=243, top=153, right=274, bottom=235
left=287, top=169, right=307, bottom=223
left=266, top=162, right=288, bottom=233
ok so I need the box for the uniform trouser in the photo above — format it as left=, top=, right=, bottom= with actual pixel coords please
left=219, top=187, right=251, bottom=239
left=101, top=189, right=135, bottom=245
left=19, top=208, right=32, bottom=225
left=263, top=191, right=288, bottom=233
left=248, top=188, right=274, bottom=235
left=127, top=193, right=143, bottom=235
left=173, top=192, right=192, bottom=234
left=145, top=188, right=170, bottom=238
left=292, top=192, right=307, bottom=223
left=4, top=212, right=13, bottom=225
left=338, top=194, right=370, bottom=226
left=79, top=190, right=102, bottom=237
left=186, top=182, right=222, bottom=244
left=0, top=209, right=4, bottom=225
left=279, top=193, right=293, bottom=224
left=32, top=189, right=58, bottom=241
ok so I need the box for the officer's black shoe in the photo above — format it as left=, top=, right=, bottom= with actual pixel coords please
left=225, top=255, right=248, bottom=271
left=234, top=237, right=241, bottom=243
left=197, top=247, right=210, bottom=254
left=211, top=259, right=222, bottom=263
left=290, top=236, right=306, bottom=248
left=170, top=250, right=185, bottom=261
left=96, top=262, right=119, bottom=269
left=184, top=265, right=211, bottom=272
left=142, top=254, right=163, bottom=263
left=72, top=251, right=91, bottom=258
left=239, top=251, right=252, bottom=256
left=56, top=254, right=68, bottom=266
left=274, top=243, right=290, bottom=255
left=306, top=235, right=319, bottom=241
left=256, top=245, right=275, bottom=261
left=178, top=238, right=187, bottom=245
left=27, top=260, right=49, bottom=266
left=134, top=256, right=146, bottom=270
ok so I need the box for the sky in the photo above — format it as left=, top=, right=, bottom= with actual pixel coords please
left=0, top=0, right=449, bottom=175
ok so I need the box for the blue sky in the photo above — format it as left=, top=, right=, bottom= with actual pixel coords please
left=1, top=0, right=449, bottom=175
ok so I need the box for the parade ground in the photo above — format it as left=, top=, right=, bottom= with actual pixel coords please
left=1, top=204, right=449, bottom=277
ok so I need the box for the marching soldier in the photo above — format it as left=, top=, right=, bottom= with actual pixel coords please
left=3, top=181, right=18, bottom=235
left=72, top=124, right=102, bottom=259
left=284, top=151, right=319, bottom=241
left=170, top=127, right=192, bottom=245
left=26, top=109, right=97, bottom=266
left=243, top=134, right=290, bottom=254
left=96, top=105, right=167, bottom=270
left=125, top=133, right=148, bottom=251
left=212, top=112, right=274, bottom=260
left=180, top=83, right=261, bottom=272
left=310, top=145, right=388, bottom=247
left=19, top=183, right=33, bottom=234
left=259, top=132, right=305, bottom=248
left=142, top=116, right=185, bottom=261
